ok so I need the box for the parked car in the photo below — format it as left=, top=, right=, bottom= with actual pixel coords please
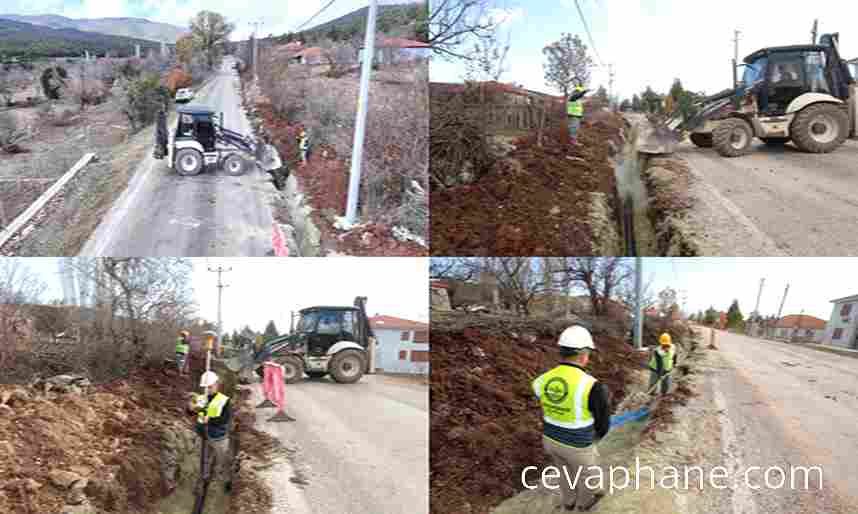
left=175, top=88, right=194, bottom=103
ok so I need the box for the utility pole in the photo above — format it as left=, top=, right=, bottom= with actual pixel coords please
left=775, top=283, right=790, bottom=338
left=208, top=266, right=232, bottom=345
left=753, top=277, right=765, bottom=318
left=344, top=0, right=378, bottom=225
left=633, top=256, right=643, bottom=350
left=811, top=19, right=818, bottom=44
left=608, top=63, right=615, bottom=110
left=732, top=29, right=741, bottom=89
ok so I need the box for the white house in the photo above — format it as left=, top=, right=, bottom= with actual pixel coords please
left=772, top=314, right=826, bottom=342
left=822, top=294, right=858, bottom=349
left=369, top=315, right=429, bottom=374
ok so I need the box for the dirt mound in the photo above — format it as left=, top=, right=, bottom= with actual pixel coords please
left=0, top=365, right=191, bottom=514
left=430, top=117, right=622, bottom=256
left=430, top=313, right=643, bottom=514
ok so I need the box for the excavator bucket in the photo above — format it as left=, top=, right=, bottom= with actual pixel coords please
left=637, top=114, right=683, bottom=155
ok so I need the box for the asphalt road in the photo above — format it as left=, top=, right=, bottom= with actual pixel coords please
left=676, top=138, right=858, bottom=256
left=706, top=329, right=858, bottom=513
left=251, top=374, right=429, bottom=514
left=80, top=57, right=276, bottom=256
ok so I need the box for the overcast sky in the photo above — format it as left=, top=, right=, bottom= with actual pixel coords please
left=0, top=0, right=414, bottom=41
left=430, top=0, right=858, bottom=98
left=11, top=258, right=429, bottom=333
left=642, top=258, right=858, bottom=321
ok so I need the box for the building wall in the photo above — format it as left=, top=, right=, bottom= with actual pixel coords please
left=823, top=299, right=858, bottom=349
left=374, top=327, right=429, bottom=374
left=774, top=326, right=825, bottom=342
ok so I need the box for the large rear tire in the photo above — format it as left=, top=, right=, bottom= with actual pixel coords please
left=175, top=148, right=204, bottom=176
left=689, top=132, right=713, bottom=148
left=790, top=103, right=848, bottom=153
left=712, top=118, right=753, bottom=157
left=278, top=356, right=304, bottom=384
left=328, top=350, right=365, bottom=384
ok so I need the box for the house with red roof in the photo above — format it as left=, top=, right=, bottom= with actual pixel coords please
left=369, top=315, right=429, bottom=374
left=360, top=37, right=430, bottom=65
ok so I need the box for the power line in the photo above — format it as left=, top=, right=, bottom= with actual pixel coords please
left=294, top=0, right=338, bottom=32
left=572, top=0, right=605, bottom=67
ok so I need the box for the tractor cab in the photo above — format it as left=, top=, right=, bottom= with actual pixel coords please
left=175, top=105, right=220, bottom=152
left=738, top=34, right=854, bottom=117
left=293, top=305, right=372, bottom=358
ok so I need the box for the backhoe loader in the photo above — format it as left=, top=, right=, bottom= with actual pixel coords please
left=642, top=33, right=857, bottom=156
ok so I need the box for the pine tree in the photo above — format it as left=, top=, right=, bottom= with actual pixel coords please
left=264, top=320, right=279, bottom=339
left=726, top=300, right=744, bottom=330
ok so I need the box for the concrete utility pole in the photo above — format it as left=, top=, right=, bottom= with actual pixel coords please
left=811, top=19, right=818, bottom=44
left=249, top=20, right=263, bottom=80
left=732, top=29, right=742, bottom=88
left=208, top=266, right=232, bottom=344
left=608, top=63, right=615, bottom=109
left=753, top=277, right=765, bottom=317
left=633, top=256, right=643, bottom=350
left=775, top=283, right=790, bottom=338
left=344, top=0, right=379, bottom=225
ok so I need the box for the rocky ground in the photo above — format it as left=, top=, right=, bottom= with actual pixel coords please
left=429, top=311, right=690, bottom=514
left=430, top=109, right=626, bottom=256
left=0, top=363, right=275, bottom=514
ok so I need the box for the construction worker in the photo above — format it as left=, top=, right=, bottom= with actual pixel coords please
left=567, top=84, right=589, bottom=146
left=193, top=371, right=233, bottom=493
left=649, top=333, right=677, bottom=396
left=176, top=330, right=191, bottom=375
left=298, top=129, right=310, bottom=164
left=532, top=325, right=609, bottom=512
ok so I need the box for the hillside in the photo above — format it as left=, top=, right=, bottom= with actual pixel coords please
left=282, top=2, right=427, bottom=43
left=0, top=18, right=164, bottom=58
left=0, top=14, right=186, bottom=42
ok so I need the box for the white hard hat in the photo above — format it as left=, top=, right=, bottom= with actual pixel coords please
left=558, top=325, right=596, bottom=351
left=200, top=371, right=219, bottom=387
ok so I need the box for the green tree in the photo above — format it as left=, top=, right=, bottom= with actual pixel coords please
left=264, top=320, right=279, bottom=339
left=726, top=299, right=744, bottom=330
left=175, top=34, right=195, bottom=67
left=640, top=86, right=663, bottom=114
left=704, top=306, right=718, bottom=326
left=631, top=93, right=642, bottom=112
left=189, top=10, right=234, bottom=69
left=543, top=33, right=593, bottom=97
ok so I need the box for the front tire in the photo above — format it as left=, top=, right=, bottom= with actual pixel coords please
left=713, top=118, right=753, bottom=157
left=175, top=148, right=204, bottom=176
left=329, top=350, right=365, bottom=384
left=223, top=154, right=246, bottom=176
left=279, top=356, right=304, bottom=384
left=790, top=103, right=848, bottom=153
left=689, top=132, right=713, bottom=148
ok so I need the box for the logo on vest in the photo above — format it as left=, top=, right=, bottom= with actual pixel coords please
left=544, top=377, right=569, bottom=404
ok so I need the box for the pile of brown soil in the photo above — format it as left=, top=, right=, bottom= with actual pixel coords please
left=430, top=312, right=643, bottom=514
left=0, top=365, right=192, bottom=514
left=430, top=115, right=623, bottom=256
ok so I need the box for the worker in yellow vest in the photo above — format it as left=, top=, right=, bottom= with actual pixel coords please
left=567, top=84, right=589, bottom=146
left=193, top=371, right=234, bottom=493
left=649, top=333, right=677, bottom=396
left=532, top=325, right=609, bottom=511
left=176, top=330, right=191, bottom=375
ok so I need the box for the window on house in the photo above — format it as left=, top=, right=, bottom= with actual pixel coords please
left=833, top=328, right=843, bottom=340
left=413, top=330, right=428, bottom=343
left=398, top=350, right=408, bottom=360
left=400, top=331, right=410, bottom=341
left=841, top=304, right=853, bottom=317
left=410, top=350, right=429, bottom=362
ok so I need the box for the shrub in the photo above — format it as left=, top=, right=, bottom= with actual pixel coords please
left=40, top=66, right=68, bottom=100
left=118, top=74, right=170, bottom=132
left=0, top=111, right=31, bottom=153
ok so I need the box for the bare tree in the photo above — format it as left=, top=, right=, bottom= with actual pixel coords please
left=189, top=10, right=235, bottom=69
left=427, top=0, right=502, bottom=60
left=463, top=28, right=510, bottom=82
left=558, top=257, right=633, bottom=316
left=0, top=260, right=47, bottom=370
left=543, top=33, right=594, bottom=97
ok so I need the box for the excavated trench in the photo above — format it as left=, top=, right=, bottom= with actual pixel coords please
left=613, top=123, right=657, bottom=256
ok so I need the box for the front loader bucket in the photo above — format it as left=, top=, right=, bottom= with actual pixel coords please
left=637, top=116, right=682, bottom=155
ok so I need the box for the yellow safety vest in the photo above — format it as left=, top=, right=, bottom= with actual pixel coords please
left=196, top=392, right=229, bottom=423
left=176, top=338, right=189, bottom=354
left=532, top=364, right=595, bottom=433
left=567, top=99, right=583, bottom=117
left=649, top=347, right=675, bottom=373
